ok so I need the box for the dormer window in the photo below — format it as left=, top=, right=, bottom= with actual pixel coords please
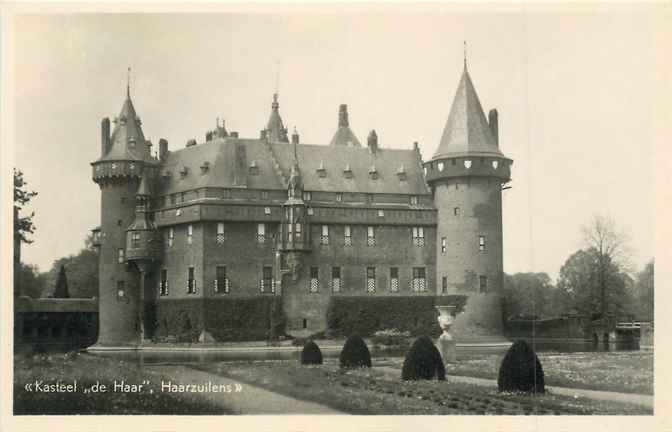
left=200, top=161, right=210, bottom=174
left=368, top=165, right=379, bottom=180
left=397, top=164, right=407, bottom=181
left=129, top=138, right=136, bottom=148
left=438, top=162, right=444, bottom=172
left=303, top=191, right=311, bottom=201
left=180, top=166, right=189, bottom=178
left=120, top=117, right=127, bottom=126
left=343, top=164, right=353, bottom=179
left=249, top=160, right=259, bottom=175
left=316, top=161, right=327, bottom=178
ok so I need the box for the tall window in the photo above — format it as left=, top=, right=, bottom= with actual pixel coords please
left=454, top=207, right=461, bottom=216
left=160, top=269, right=168, bottom=296
left=479, top=235, right=486, bottom=252
left=216, top=222, right=225, bottom=244
left=411, top=267, right=427, bottom=292
left=366, top=267, right=376, bottom=293
left=479, top=275, right=488, bottom=293
left=215, top=265, right=229, bottom=294
left=131, top=232, right=140, bottom=248
left=442, top=276, right=448, bottom=294
left=257, top=223, right=266, bottom=243
left=309, top=267, right=319, bottom=293
left=412, top=227, right=425, bottom=247
left=168, top=228, right=174, bottom=247
left=336, top=193, right=343, bottom=202
left=261, top=191, right=269, bottom=200
left=390, top=267, right=399, bottom=292
left=187, top=266, right=196, bottom=294
left=331, top=267, right=341, bottom=293
left=260, top=266, right=274, bottom=294
left=187, top=224, right=193, bottom=244
left=117, top=248, right=125, bottom=264
left=367, top=226, right=376, bottom=247
left=441, top=237, right=447, bottom=253
left=321, top=225, right=329, bottom=245
left=410, top=195, right=419, bottom=205
left=344, top=225, right=352, bottom=246
left=303, top=191, right=311, bottom=201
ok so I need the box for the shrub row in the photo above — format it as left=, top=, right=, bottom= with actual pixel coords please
left=326, top=295, right=467, bottom=338
left=152, top=297, right=285, bottom=342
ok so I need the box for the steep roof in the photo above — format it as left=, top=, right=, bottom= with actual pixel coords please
left=265, top=93, right=289, bottom=143
left=156, top=138, right=429, bottom=196
left=329, top=104, right=362, bottom=147
left=99, top=91, right=151, bottom=162
left=433, top=64, right=504, bottom=160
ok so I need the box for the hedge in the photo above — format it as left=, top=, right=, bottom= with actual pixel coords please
left=153, top=297, right=285, bottom=342
left=326, top=295, right=467, bottom=338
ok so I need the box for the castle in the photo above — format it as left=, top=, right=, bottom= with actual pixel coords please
left=90, top=60, right=512, bottom=346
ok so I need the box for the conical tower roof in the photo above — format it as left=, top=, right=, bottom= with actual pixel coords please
left=100, top=86, right=150, bottom=162
left=329, top=104, right=361, bottom=147
left=265, top=93, right=289, bottom=143
left=433, top=64, right=503, bottom=160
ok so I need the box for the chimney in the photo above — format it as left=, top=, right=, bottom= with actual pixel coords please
left=101, top=117, right=110, bottom=156
left=338, top=104, right=349, bottom=127
left=367, top=130, right=378, bottom=153
left=159, top=138, right=169, bottom=161
left=488, top=108, right=499, bottom=146
left=413, top=141, right=419, bottom=151
left=291, top=128, right=300, bottom=145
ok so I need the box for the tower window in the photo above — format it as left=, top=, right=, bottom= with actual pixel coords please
left=117, top=248, right=125, bottom=264
left=410, top=195, right=419, bottom=205
left=260, top=266, right=275, bottom=294
left=309, top=267, right=319, bottom=293
left=187, top=224, right=193, bottom=244
left=344, top=225, right=352, bottom=246
left=441, top=237, right=447, bottom=253
left=366, top=267, right=376, bottom=293
left=216, top=222, right=225, bottom=244
left=303, top=191, right=311, bottom=201
left=321, top=225, right=329, bottom=245
left=479, top=235, right=486, bottom=252
left=160, top=269, right=168, bottom=296
left=264, top=206, right=271, bottom=215
left=307, top=207, right=314, bottom=216
left=187, top=266, right=196, bottom=294
left=454, top=207, right=460, bottom=216
left=131, top=232, right=140, bottom=248
left=412, top=227, right=425, bottom=247
left=367, top=226, right=376, bottom=247
left=442, top=276, right=448, bottom=294
left=377, top=210, right=385, bottom=217
left=390, top=267, right=399, bottom=292
left=215, top=265, right=229, bottom=294
left=336, top=193, right=343, bottom=202
left=331, top=267, right=341, bottom=293
left=257, top=223, right=266, bottom=243
left=479, top=275, right=488, bottom=293
left=168, top=228, right=174, bottom=247
left=261, top=191, right=269, bottom=200
left=411, top=267, right=427, bottom=292
left=438, top=162, right=444, bottom=172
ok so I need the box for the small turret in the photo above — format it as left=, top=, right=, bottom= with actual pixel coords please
left=329, top=104, right=361, bottom=147
left=264, top=93, right=289, bottom=143
left=367, top=129, right=378, bottom=153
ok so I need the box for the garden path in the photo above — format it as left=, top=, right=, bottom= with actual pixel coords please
left=376, top=366, right=653, bottom=408
left=151, top=365, right=346, bottom=414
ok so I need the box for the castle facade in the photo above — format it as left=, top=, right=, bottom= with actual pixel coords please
left=91, top=61, right=512, bottom=346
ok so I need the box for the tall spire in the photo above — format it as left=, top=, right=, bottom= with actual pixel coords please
left=127, top=67, right=131, bottom=99
left=265, top=93, right=289, bottom=142
left=463, top=41, right=467, bottom=69
left=432, top=64, right=503, bottom=159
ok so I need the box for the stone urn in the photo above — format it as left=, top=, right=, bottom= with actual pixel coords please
left=436, top=305, right=457, bottom=363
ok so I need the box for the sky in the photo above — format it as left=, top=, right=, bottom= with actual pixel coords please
left=11, top=7, right=661, bottom=279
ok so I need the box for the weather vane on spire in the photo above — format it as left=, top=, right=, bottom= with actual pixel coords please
left=463, top=41, right=467, bottom=68
left=127, top=67, right=131, bottom=98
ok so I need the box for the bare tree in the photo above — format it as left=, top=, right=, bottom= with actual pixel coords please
left=581, top=215, right=632, bottom=317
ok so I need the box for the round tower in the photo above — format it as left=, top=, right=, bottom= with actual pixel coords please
left=91, top=84, right=159, bottom=347
left=426, top=62, right=513, bottom=303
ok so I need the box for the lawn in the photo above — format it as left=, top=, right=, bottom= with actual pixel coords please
left=13, top=351, right=230, bottom=415
left=194, top=359, right=651, bottom=415
left=435, top=351, right=653, bottom=395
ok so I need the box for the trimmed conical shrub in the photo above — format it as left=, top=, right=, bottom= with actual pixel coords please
left=339, top=334, right=372, bottom=368
left=497, top=340, right=545, bottom=394
left=300, top=340, right=323, bottom=365
left=53, top=265, right=70, bottom=299
left=401, top=336, right=446, bottom=381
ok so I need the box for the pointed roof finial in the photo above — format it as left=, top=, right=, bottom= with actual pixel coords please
left=127, top=67, right=131, bottom=99
left=463, top=41, right=467, bottom=69
left=275, top=59, right=280, bottom=95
